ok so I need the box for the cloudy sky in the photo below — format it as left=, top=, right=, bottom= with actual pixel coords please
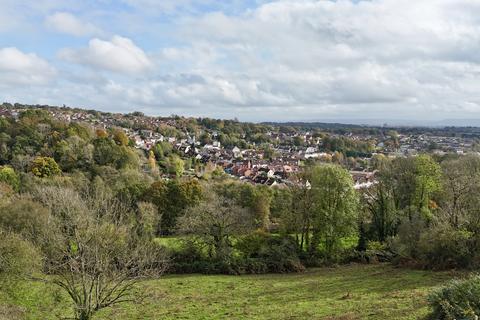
left=1, top=0, right=480, bottom=123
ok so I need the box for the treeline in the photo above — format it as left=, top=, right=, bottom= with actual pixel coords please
left=1, top=103, right=380, bottom=156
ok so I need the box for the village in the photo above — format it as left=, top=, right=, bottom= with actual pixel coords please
left=1, top=103, right=479, bottom=189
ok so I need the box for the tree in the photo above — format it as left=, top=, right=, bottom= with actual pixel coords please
left=0, top=166, right=19, bottom=191
left=93, top=138, right=120, bottom=167
left=31, top=156, right=61, bottom=177
left=54, top=136, right=93, bottom=172
left=144, top=179, right=203, bottom=235
left=332, top=151, right=344, bottom=164
left=308, top=164, right=359, bottom=261
left=250, top=186, right=273, bottom=231
left=135, top=202, right=157, bottom=240
left=412, top=155, right=442, bottom=218
left=163, top=154, right=184, bottom=177
left=148, top=150, right=157, bottom=172
left=293, top=135, right=304, bottom=147
left=113, top=129, right=129, bottom=146
left=440, top=156, right=480, bottom=231
left=199, top=132, right=212, bottom=145
left=95, top=129, right=108, bottom=138
left=386, top=156, right=441, bottom=221
left=370, top=153, right=389, bottom=170
left=33, top=186, right=168, bottom=320
left=361, top=175, right=398, bottom=242
left=177, top=193, right=254, bottom=261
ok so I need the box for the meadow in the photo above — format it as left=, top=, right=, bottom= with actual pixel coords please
left=1, top=264, right=459, bottom=320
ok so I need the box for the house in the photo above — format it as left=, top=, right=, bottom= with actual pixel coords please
left=305, top=147, right=316, bottom=154
left=232, top=146, right=241, bottom=158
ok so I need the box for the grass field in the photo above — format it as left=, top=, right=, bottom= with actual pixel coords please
left=0, top=264, right=459, bottom=320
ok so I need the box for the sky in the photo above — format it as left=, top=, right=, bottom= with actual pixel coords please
left=2, top=0, right=480, bottom=123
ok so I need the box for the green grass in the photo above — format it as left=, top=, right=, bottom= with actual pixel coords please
left=154, top=236, right=183, bottom=250
left=0, top=264, right=459, bottom=320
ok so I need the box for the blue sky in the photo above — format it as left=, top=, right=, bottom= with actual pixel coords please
left=2, top=0, right=480, bottom=123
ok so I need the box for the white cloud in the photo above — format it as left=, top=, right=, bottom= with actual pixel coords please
left=45, top=12, right=103, bottom=37
left=59, top=36, right=152, bottom=74
left=145, top=0, right=480, bottom=120
left=6, top=0, right=480, bottom=121
left=0, top=47, right=55, bottom=85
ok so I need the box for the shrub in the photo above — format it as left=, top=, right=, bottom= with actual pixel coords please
left=390, top=213, right=427, bottom=262
left=0, top=166, right=19, bottom=191
left=169, top=233, right=305, bottom=274
left=0, top=231, right=41, bottom=277
left=236, top=232, right=305, bottom=273
left=428, top=274, right=480, bottom=320
left=0, top=198, right=51, bottom=245
left=169, top=241, right=209, bottom=274
left=418, top=223, right=473, bottom=269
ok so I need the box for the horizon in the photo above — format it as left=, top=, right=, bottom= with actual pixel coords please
left=9, top=102, right=480, bottom=128
left=2, top=1, right=480, bottom=123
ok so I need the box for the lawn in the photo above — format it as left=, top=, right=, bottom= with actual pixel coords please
left=0, top=264, right=459, bottom=320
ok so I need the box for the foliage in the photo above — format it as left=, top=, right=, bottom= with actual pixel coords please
left=235, top=232, right=305, bottom=273
left=144, top=179, right=203, bottom=234
left=31, top=156, right=61, bottom=178
left=113, top=129, right=129, bottom=146
left=308, top=164, right=359, bottom=261
left=428, top=274, right=480, bottom=320
left=0, top=198, right=51, bottom=247
left=177, top=192, right=254, bottom=261
left=162, top=154, right=185, bottom=177
left=418, top=221, right=473, bottom=269
left=0, top=166, right=19, bottom=191
left=0, top=230, right=41, bottom=277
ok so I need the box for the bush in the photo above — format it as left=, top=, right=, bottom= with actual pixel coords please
left=0, top=166, right=19, bottom=191
left=236, top=232, right=305, bottom=273
left=428, top=274, right=480, bottom=320
left=347, top=249, right=395, bottom=264
left=169, top=233, right=305, bottom=274
left=390, top=213, right=427, bottom=262
left=0, top=231, right=41, bottom=277
left=418, top=223, right=473, bottom=269
left=168, top=241, right=209, bottom=274
left=0, top=198, right=51, bottom=245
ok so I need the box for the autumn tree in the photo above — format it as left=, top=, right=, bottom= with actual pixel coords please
left=31, top=156, right=61, bottom=177
left=113, top=129, right=129, bottom=146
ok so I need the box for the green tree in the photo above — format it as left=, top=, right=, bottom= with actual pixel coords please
left=412, top=155, right=442, bottom=218
left=0, top=166, right=19, bottom=191
left=144, top=179, right=203, bottom=235
left=31, top=156, right=61, bottom=177
left=177, top=192, right=254, bottom=261
left=308, top=164, right=359, bottom=261
left=361, top=176, right=398, bottom=242
left=163, top=154, right=184, bottom=177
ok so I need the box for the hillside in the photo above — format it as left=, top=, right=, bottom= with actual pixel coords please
left=1, top=264, right=456, bottom=320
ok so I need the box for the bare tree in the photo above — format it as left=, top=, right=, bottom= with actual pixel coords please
left=33, top=186, right=168, bottom=320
